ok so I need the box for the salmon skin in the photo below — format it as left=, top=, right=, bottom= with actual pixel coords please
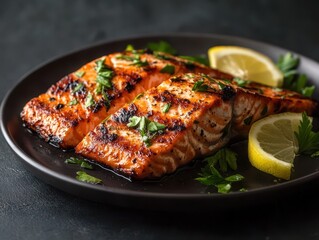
left=75, top=73, right=318, bottom=179
left=21, top=50, right=231, bottom=149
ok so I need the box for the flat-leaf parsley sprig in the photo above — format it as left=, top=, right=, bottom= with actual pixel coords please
left=131, top=41, right=210, bottom=66
left=295, top=112, right=319, bottom=155
left=277, top=53, right=315, bottom=97
left=76, top=171, right=102, bottom=184
left=195, top=148, right=244, bottom=194
left=65, top=157, right=93, bottom=170
left=127, top=116, right=166, bottom=147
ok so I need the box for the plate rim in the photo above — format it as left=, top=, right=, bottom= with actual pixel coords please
left=1, top=32, right=319, bottom=201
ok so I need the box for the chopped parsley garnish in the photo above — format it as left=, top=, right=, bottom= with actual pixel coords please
left=195, top=148, right=244, bottom=194
left=130, top=93, right=144, bottom=104
left=154, top=52, right=173, bottom=60
left=161, top=103, right=171, bottom=113
left=85, top=93, right=95, bottom=108
left=295, top=112, right=319, bottom=155
left=311, top=151, right=319, bottom=158
left=125, top=44, right=135, bottom=51
left=127, top=116, right=166, bottom=147
left=179, top=55, right=209, bottom=66
left=147, top=41, right=209, bottom=65
left=95, top=58, right=114, bottom=94
left=80, top=161, right=94, bottom=169
left=132, top=58, right=149, bottom=67
left=160, top=65, right=175, bottom=74
left=134, top=93, right=144, bottom=100
left=217, top=81, right=226, bottom=90
left=277, top=53, right=315, bottom=97
left=273, top=87, right=282, bottom=92
left=116, top=55, right=135, bottom=61
left=76, top=171, right=102, bottom=184
left=201, top=73, right=216, bottom=83
left=68, top=99, right=78, bottom=106
left=96, top=74, right=112, bottom=89
left=233, top=77, right=249, bottom=87
left=117, top=54, right=149, bottom=67
left=147, top=40, right=177, bottom=55
left=74, top=71, right=85, bottom=78
left=72, top=82, right=84, bottom=93
left=127, top=40, right=209, bottom=67
left=65, top=157, right=93, bottom=170
left=192, top=80, right=209, bottom=92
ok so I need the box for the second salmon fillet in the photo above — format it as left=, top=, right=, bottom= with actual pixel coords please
left=75, top=74, right=235, bottom=179
left=76, top=73, right=318, bottom=179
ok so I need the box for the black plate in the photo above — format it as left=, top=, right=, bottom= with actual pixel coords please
left=1, top=33, right=319, bottom=212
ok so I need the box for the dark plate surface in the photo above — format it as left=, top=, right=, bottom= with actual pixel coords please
left=1, top=33, right=319, bottom=212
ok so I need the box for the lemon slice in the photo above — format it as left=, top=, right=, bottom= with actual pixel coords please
left=208, top=46, right=284, bottom=87
left=248, top=112, right=306, bottom=180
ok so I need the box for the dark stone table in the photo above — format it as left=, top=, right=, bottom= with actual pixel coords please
left=1, top=0, right=319, bottom=239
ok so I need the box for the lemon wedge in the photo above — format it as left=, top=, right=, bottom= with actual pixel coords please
left=248, top=112, right=306, bottom=180
left=208, top=46, right=284, bottom=87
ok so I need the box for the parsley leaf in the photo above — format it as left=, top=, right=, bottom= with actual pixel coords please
left=127, top=116, right=166, bottom=147
left=195, top=148, right=244, bottom=194
left=65, top=157, right=93, bottom=169
left=161, top=103, right=171, bottom=113
left=311, top=151, right=319, bottom=158
left=76, top=171, right=102, bottom=184
left=147, top=40, right=177, bottom=55
left=179, top=55, right=209, bottom=66
left=72, top=82, right=84, bottom=93
left=117, top=54, right=149, bottom=67
left=74, top=71, right=85, bottom=78
left=192, top=80, right=209, bottom=92
left=204, top=148, right=238, bottom=172
left=126, top=41, right=209, bottom=67
left=132, top=59, right=149, bottom=67
left=125, top=44, right=135, bottom=51
left=95, top=58, right=114, bottom=93
left=127, top=116, right=141, bottom=128
left=295, top=112, right=319, bottom=155
left=80, top=161, right=94, bottom=170
left=147, top=121, right=166, bottom=132
left=65, top=157, right=82, bottom=164
left=277, top=53, right=315, bottom=97
left=68, top=99, right=78, bottom=106
left=233, top=77, right=249, bottom=87
left=85, top=93, right=95, bottom=108
left=160, top=65, right=175, bottom=74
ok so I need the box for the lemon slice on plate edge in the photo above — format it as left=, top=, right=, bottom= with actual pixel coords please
left=208, top=45, right=284, bottom=87
left=247, top=112, right=308, bottom=180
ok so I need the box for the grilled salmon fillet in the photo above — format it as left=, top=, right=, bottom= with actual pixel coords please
left=75, top=73, right=234, bottom=179
left=21, top=48, right=318, bottom=179
left=75, top=73, right=318, bottom=179
left=21, top=50, right=231, bottom=148
left=230, top=82, right=318, bottom=137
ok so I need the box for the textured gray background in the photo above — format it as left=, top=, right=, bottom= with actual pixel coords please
left=1, top=0, right=319, bottom=239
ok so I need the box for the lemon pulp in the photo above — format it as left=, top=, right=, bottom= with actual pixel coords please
left=208, top=46, right=284, bottom=87
left=248, top=112, right=305, bottom=180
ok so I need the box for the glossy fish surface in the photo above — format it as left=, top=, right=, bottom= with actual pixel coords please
left=21, top=50, right=230, bottom=148
left=75, top=73, right=234, bottom=179
left=76, top=73, right=318, bottom=179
